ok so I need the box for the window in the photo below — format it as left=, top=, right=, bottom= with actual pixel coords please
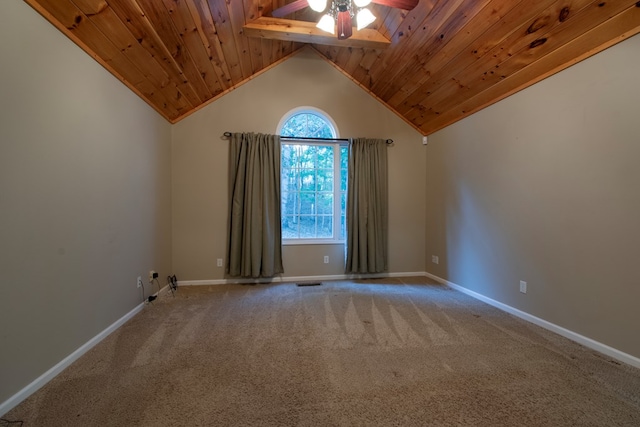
left=279, top=108, right=347, bottom=243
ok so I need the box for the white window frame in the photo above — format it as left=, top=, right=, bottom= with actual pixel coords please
left=278, top=107, right=346, bottom=245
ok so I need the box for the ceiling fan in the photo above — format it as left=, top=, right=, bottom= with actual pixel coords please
left=271, top=0, right=419, bottom=40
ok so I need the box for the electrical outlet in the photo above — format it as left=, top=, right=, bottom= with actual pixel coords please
left=520, top=280, right=527, bottom=294
left=217, top=258, right=223, bottom=267
left=323, top=255, right=329, bottom=264
left=149, top=270, right=156, bottom=283
left=137, top=276, right=143, bottom=288
left=432, top=255, right=439, bottom=264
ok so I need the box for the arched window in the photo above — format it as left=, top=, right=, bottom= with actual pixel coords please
left=279, top=109, right=337, bottom=139
left=278, top=108, right=347, bottom=243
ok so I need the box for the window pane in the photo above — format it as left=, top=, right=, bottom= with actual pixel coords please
left=317, top=146, right=334, bottom=168
left=298, top=216, right=316, bottom=238
left=281, top=115, right=307, bottom=137
left=281, top=196, right=294, bottom=216
left=282, top=174, right=298, bottom=192
left=340, top=146, right=348, bottom=191
left=297, top=145, right=315, bottom=168
left=306, top=117, right=324, bottom=137
left=316, top=168, right=333, bottom=191
left=281, top=113, right=335, bottom=139
left=282, top=215, right=298, bottom=238
left=317, top=215, right=333, bottom=238
left=299, top=192, right=315, bottom=214
left=316, top=193, right=333, bottom=214
left=282, top=144, right=295, bottom=164
left=340, top=146, right=348, bottom=169
left=300, top=169, right=316, bottom=191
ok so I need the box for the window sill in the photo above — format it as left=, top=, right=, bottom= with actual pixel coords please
left=283, top=239, right=345, bottom=246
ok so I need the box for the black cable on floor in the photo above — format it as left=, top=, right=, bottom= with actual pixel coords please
left=140, top=279, right=145, bottom=303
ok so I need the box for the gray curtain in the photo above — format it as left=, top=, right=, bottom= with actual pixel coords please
left=227, top=133, right=284, bottom=278
left=345, top=138, right=389, bottom=274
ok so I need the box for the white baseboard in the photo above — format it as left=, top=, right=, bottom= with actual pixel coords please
left=0, top=302, right=145, bottom=417
left=178, top=271, right=427, bottom=286
left=424, top=272, right=640, bottom=370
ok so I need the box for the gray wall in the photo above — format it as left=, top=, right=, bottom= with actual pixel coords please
left=426, top=34, right=640, bottom=359
left=171, top=48, right=427, bottom=281
left=0, top=2, right=172, bottom=404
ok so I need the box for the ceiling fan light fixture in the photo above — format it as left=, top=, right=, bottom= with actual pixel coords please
left=317, top=14, right=335, bottom=34
left=356, top=7, right=376, bottom=30
left=308, top=0, right=328, bottom=13
left=354, top=0, right=372, bottom=7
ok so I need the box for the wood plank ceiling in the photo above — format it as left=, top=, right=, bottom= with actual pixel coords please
left=25, top=0, right=640, bottom=135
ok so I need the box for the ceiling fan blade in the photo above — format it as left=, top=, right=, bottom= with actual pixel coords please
left=371, top=0, right=419, bottom=10
left=336, top=11, right=353, bottom=40
left=272, top=0, right=310, bottom=18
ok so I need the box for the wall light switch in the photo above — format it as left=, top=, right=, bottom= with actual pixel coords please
left=520, top=280, right=527, bottom=294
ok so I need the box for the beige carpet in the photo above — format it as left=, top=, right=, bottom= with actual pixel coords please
left=5, top=277, right=640, bottom=426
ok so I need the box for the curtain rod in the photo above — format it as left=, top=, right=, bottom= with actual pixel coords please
left=223, top=132, right=393, bottom=145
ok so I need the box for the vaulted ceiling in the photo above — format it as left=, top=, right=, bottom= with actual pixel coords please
left=26, top=0, right=640, bottom=135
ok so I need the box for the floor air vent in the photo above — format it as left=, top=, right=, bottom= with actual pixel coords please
left=296, top=282, right=322, bottom=287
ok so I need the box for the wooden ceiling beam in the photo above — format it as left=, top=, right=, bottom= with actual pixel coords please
left=243, top=17, right=391, bottom=49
